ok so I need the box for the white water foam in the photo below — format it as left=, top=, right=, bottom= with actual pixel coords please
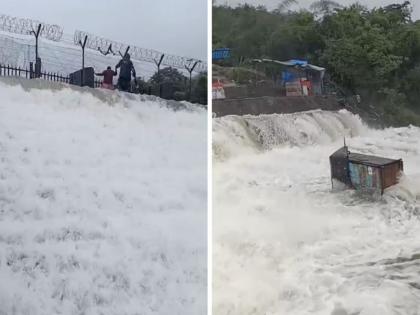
left=0, top=80, right=207, bottom=315
left=213, top=110, right=420, bottom=315
left=213, top=110, right=365, bottom=160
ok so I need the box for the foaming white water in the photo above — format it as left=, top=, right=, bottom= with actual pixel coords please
left=213, top=110, right=420, bottom=315
left=213, top=110, right=365, bottom=160
left=0, top=81, right=206, bottom=315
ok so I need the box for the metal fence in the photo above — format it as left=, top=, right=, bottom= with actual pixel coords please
left=0, top=12, right=206, bottom=74
left=0, top=13, right=207, bottom=103
left=0, top=64, right=102, bottom=88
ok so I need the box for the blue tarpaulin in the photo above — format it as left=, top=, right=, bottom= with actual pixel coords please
left=282, top=71, right=295, bottom=82
left=252, top=58, right=325, bottom=72
left=213, top=48, right=231, bottom=60
left=289, top=59, right=308, bottom=66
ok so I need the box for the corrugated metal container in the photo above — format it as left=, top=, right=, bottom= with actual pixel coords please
left=330, top=146, right=352, bottom=187
left=348, top=162, right=381, bottom=192
left=330, top=146, right=403, bottom=194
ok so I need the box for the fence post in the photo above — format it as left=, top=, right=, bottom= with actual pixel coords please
left=78, top=35, right=88, bottom=87
left=185, top=61, right=200, bottom=101
left=35, top=58, right=42, bottom=78
left=98, top=44, right=113, bottom=56
left=154, top=54, right=165, bottom=97
left=30, top=24, right=43, bottom=78
left=118, top=46, right=130, bottom=58
left=29, top=62, right=34, bottom=78
left=30, top=24, right=42, bottom=61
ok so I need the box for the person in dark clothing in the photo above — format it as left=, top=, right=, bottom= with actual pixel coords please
left=115, top=53, right=136, bottom=92
left=95, top=66, right=117, bottom=90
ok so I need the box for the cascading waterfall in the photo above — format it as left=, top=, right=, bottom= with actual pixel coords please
left=213, top=110, right=420, bottom=315
left=213, top=110, right=366, bottom=161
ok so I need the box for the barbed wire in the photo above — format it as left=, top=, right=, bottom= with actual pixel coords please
left=74, top=30, right=207, bottom=73
left=0, top=33, right=164, bottom=79
left=0, top=13, right=63, bottom=41
left=0, top=13, right=206, bottom=74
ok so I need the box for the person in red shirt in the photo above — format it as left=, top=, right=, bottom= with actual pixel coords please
left=95, top=66, right=117, bottom=90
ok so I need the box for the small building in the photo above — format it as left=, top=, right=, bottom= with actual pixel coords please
left=252, top=59, right=326, bottom=96
left=330, top=146, right=403, bottom=195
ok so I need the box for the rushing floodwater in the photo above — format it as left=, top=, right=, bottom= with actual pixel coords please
left=213, top=110, right=420, bottom=315
left=0, top=81, right=207, bottom=315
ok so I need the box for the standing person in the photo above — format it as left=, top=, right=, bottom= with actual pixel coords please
left=115, top=53, right=136, bottom=92
left=95, top=66, right=117, bottom=90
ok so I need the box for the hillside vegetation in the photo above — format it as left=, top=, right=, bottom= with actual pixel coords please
left=213, top=1, right=420, bottom=126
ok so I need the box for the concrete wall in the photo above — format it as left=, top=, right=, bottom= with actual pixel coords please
left=223, top=85, right=284, bottom=98
left=213, top=95, right=342, bottom=117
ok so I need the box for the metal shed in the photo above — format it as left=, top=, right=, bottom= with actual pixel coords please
left=330, top=146, right=403, bottom=194
left=252, top=59, right=326, bottom=95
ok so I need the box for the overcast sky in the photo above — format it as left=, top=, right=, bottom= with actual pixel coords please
left=215, top=0, right=419, bottom=19
left=1, top=0, right=207, bottom=60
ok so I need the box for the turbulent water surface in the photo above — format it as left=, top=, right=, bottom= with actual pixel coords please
left=213, top=110, right=420, bottom=315
left=0, top=81, right=207, bottom=315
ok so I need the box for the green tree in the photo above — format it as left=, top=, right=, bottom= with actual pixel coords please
left=276, top=0, right=298, bottom=13
left=213, top=1, right=420, bottom=125
left=310, top=0, right=342, bottom=16
left=192, top=72, right=208, bottom=105
left=149, top=67, right=187, bottom=100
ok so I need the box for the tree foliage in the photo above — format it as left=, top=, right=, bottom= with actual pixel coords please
left=145, top=67, right=207, bottom=105
left=277, top=0, right=298, bottom=13
left=213, top=1, right=420, bottom=125
left=310, top=0, right=342, bottom=15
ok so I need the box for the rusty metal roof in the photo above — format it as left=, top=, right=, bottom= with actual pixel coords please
left=348, top=152, right=401, bottom=167
left=330, top=146, right=348, bottom=159
left=330, top=146, right=401, bottom=167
